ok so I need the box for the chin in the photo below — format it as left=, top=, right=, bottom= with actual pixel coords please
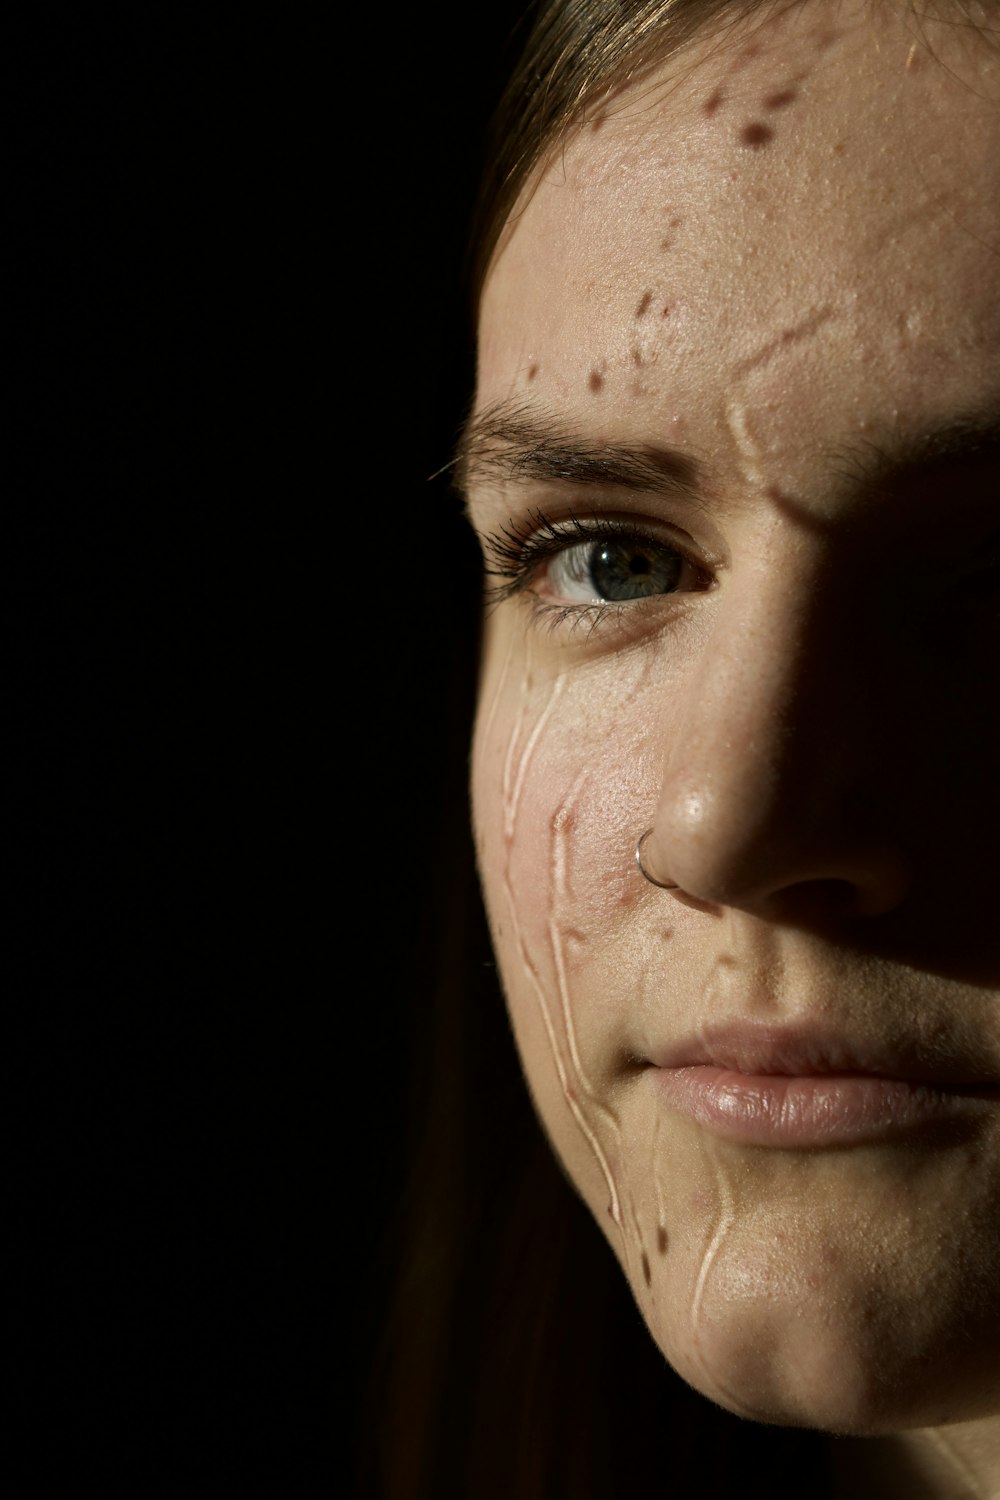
left=638, top=1269, right=1000, bottom=1438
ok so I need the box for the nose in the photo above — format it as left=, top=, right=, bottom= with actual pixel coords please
left=643, top=569, right=912, bottom=923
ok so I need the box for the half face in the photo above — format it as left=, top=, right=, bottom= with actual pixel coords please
left=467, top=0, right=1000, bottom=1437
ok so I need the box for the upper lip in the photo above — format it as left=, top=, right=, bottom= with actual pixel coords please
left=647, top=1021, right=1000, bottom=1088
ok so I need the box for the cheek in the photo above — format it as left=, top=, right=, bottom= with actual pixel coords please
left=470, top=624, right=671, bottom=1208
left=472, top=633, right=655, bottom=974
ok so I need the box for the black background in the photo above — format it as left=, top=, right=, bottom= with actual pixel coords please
left=8, top=7, right=526, bottom=1494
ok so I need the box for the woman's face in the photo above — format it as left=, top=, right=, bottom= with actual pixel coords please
left=468, top=0, right=1000, bottom=1438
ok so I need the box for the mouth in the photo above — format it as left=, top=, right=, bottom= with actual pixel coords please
left=646, top=1022, right=1000, bottom=1148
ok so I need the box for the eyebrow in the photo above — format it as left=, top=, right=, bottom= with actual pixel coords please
left=453, top=398, right=703, bottom=503
left=455, top=398, right=1000, bottom=507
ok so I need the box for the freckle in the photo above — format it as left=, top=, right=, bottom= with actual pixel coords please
left=661, top=305, right=670, bottom=318
left=527, top=363, right=538, bottom=381
left=703, top=87, right=724, bottom=116
left=740, top=121, right=773, bottom=148
left=764, top=87, right=797, bottom=109
left=631, top=347, right=644, bottom=366
left=635, top=291, right=652, bottom=319
left=660, top=238, right=673, bottom=251
left=588, top=369, right=604, bottom=393
left=657, top=1226, right=669, bottom=1254
left=642, top=1252, right=652, bottom=1286
left=833, top=140, right=846, bottom=155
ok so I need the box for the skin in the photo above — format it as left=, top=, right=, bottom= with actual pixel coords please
left=466, top=1, right=1000, bottom=1494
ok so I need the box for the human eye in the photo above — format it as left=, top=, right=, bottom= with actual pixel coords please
left=479, top=509, right=713, bottom=631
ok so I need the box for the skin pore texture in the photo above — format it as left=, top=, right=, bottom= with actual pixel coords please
left=466, top=2, right=1000, bottom=1496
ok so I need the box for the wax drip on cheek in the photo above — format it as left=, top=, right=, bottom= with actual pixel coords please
left=637, top=1109, right=675, bottom=1307
left=494, top=655, right=627, bottom=1236
left=629, top=1190, right=654, bottom=1293
left=672, top=948, right=787, bottom=1409
left=637, top=1021, right=762, bottom=1415
left=500, top=658, right=566, bottom=843
left=632, top=1045, right=726, bottom=1344
left=601, top=1112, right=674, bottom=1315
left=620, top=1092, right=739, bottom=1360
left=548, top=776, right=621, bottom=1137
left=686, top=1141, right=748, bottom=1407
left=473, top=626, right=516, bottom=795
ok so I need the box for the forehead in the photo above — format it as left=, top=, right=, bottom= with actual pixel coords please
left=477, top=1, right=1000, bottom=472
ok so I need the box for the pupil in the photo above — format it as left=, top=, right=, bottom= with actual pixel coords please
left=589, top=541, right=680, bottom=601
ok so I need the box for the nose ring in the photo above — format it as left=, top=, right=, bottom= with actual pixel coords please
left=635, top=828, right=679, bottom=890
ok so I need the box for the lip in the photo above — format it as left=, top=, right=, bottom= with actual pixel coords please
left=647, top=1023, right=1000, bottom=1148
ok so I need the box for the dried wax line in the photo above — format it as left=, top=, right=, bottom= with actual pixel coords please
left=504, top=674, right=565, bottom=840
left=652, top=1109, right=668, bottom=1233
left=689, top=1170, right=734, bottom=1337
left=548, top=916, right=615, bottom=1125
left=503, top=870, right=623, bottom=1231
left=550, top=770, right=589, bottom=902
left=922, top=1431, right=985, bottom=1499
left=548, top=777, right=620, bottom=1132
left=478, top=628, right=515, bottom=771
left=500, top=697, right=529, bottom=835
left=725, top=398, right=765, bottom=487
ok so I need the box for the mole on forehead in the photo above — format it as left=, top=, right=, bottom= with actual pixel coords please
left=556, top=29, right=824, bottom=178
left=562, top=2, right=995, bottom=195
left=573, top=0, right=888, bottom=149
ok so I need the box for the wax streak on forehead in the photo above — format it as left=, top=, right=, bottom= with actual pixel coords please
left=724, top=400, right=766, bottom=489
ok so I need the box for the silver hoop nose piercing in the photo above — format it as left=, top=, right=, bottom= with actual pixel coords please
left=635, top=828, right=679, bottom=890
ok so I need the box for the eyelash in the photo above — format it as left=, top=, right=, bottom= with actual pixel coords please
left=480, top=509, right=708, bottom=632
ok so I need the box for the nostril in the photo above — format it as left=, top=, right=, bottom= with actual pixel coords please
left=776, top=874, right=908, bottom=923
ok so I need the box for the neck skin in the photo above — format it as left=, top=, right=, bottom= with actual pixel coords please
left=832, top=1422, right=1000, bottom=1499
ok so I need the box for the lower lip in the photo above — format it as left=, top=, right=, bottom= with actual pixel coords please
left=653, top=1065, right=994, bottom=1147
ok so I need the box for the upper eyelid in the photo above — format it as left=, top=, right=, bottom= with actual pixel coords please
left=484, top=507, right=702, bottom=548
left=480, top=512, right=683, bottom=570
left=492, top=510, right=716, bottom=572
